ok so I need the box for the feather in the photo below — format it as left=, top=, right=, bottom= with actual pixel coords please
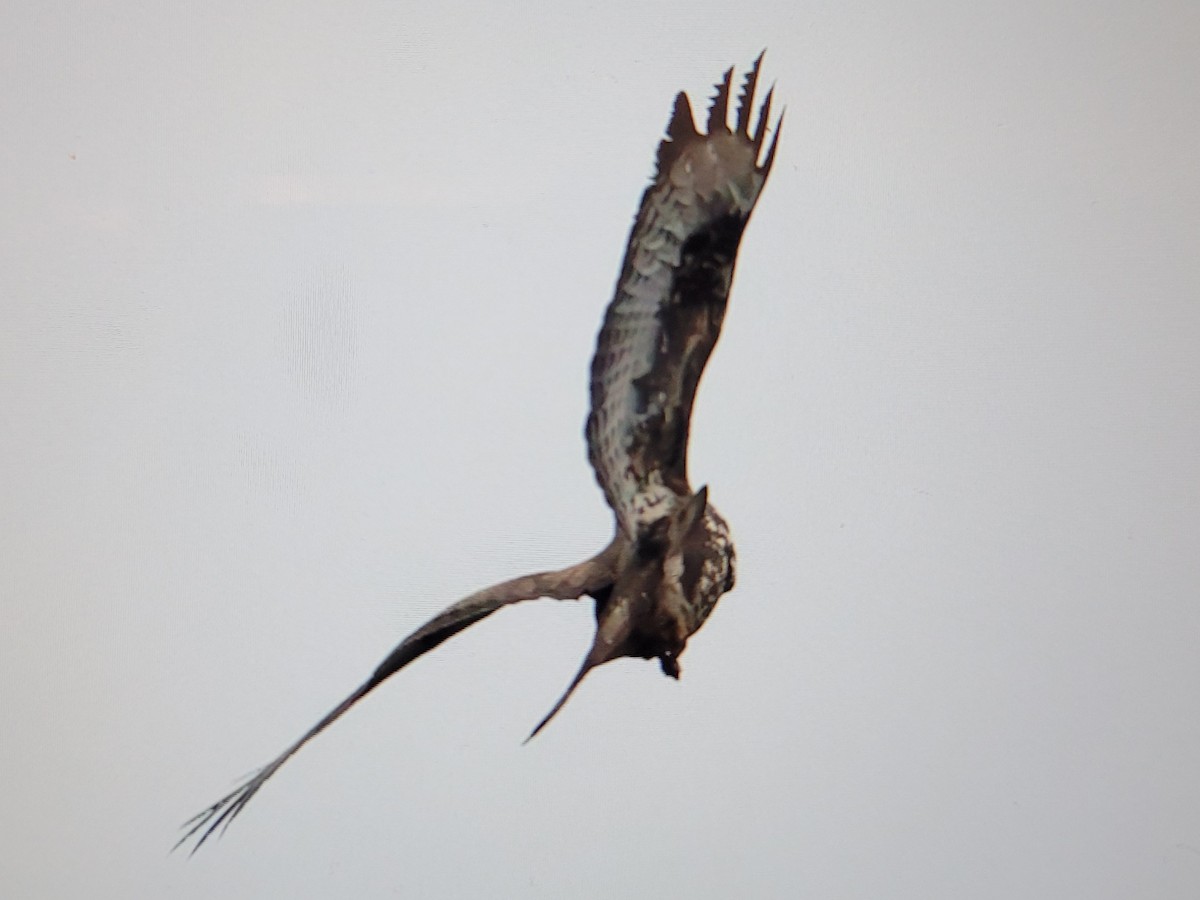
left=587, top=53, right=782, bottom=540
left=752, top=85, right=774, bottom=156
left=736, top=51, right=765, bottom=137
left=655, top=92, right=700, bottom=176
left=707, top=66, right=734, bottom=134
left=175, top=541, right=620, bottom=853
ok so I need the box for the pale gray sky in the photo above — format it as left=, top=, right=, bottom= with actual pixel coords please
left=3, top=2, right=1199, bottom=897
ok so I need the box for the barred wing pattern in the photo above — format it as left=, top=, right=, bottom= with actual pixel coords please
left=587, top=54, right=781, bottom=540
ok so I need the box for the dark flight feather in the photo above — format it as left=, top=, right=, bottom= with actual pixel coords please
left=707, top=66, right=735, bottom=134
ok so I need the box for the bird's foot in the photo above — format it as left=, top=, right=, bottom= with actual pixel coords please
left=659, top=651, right=681, bottom=679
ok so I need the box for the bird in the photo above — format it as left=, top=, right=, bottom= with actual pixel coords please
left=177, top=53, right=781, bottom=854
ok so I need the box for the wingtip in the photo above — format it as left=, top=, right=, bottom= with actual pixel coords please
left=656, top=91, right=699, bottom=176
left=752, top=84, right=774, bottom=153
left=656, top=55, right=780, bottom=177
left=668, top=91, right=698, bottom=141
left=707, top=66, right=735, bottom=134
left=736, top=51, right=767, bottom=138
left=761, top=106, right=784, bottom=178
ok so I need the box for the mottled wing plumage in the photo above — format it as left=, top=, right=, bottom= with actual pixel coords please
left=587, top=54, right=782, bottom=540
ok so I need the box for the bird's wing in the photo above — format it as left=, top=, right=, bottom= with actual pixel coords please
left=587, top=54, right=782, bottom=540
left=176, top=539, right=621, bottom=854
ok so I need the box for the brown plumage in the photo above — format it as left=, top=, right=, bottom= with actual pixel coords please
left=177, top=54, right=781, bottom=854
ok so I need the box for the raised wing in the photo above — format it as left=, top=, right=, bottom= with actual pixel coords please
left=586, top=53, right=782, bottom=540
left=175, top=540, right=620, bottom=854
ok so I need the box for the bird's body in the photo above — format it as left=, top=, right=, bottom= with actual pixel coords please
left=179, top=55, right=780, bottom=853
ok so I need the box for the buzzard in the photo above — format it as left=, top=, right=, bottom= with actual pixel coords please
left=179, top=54, right=781, bottom=852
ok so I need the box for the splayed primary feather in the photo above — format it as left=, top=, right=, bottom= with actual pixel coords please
left=586, top=52, right=781, bottom=540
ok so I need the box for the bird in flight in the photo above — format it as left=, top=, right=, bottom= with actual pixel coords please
left=178, top=54, right=781, bottom=853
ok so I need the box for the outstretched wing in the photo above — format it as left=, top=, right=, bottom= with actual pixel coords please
left=587, top=54, right=782, bottom=540
left=176, top=540, right=620, bottom=854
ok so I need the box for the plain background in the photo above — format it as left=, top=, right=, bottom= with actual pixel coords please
left=3, top=2, right=1198, bottom=897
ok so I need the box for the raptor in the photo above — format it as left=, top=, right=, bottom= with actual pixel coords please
left=179, top=54, right=781, bottom=853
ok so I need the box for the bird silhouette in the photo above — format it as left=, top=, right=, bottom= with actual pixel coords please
left=178, top=53, right=780, bottom=854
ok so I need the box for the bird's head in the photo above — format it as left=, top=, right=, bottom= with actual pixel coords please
left=610, top=486, right=736, bottom=676
left=656, top=486, right=736, bottom=669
